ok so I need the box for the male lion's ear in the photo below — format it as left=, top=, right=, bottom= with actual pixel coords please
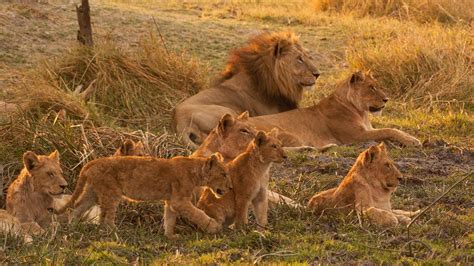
left=23, top=151, right=40, bottom=171
left=237, top=111, right=249, bottom=120
left=49, top=150, right=60, bottom=163
left=363, top=145, right=379, bottom=165
left=255, top=131, right=267, bottom=147
left=120, top=139, right=135, bottom=156
left=218, top=114, right=235, bottom=135
left=350, top=71, right=365, bottom=84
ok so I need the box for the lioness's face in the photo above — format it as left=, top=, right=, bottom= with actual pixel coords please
left=204, top=153, right=232, bottom=196
left=361, top=143, right=402, bottom=192
left=280, top=46, right=320, bottom=90
left=23, top=150, right=68, bottom=196
left=348, top=72, right=389, bottom=115
left=254, top=129, right=287, bottom=163
left=216, top=112, right=258, bottom=159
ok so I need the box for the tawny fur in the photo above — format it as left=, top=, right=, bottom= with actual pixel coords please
left=172, top=31, right=320, bottom=148
left=6, top=150, right=68, bottom=230
left=197, top=129, right=287, bottom=230
left=307, top=143, right=420, bottom=226
left=0, top=209, right=44, bottom=243
left=56, top=153, right=232, bottom=239
left=248, top=71, right=422, bottom=148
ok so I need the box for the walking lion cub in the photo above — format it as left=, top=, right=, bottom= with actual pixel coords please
left=307, top=143, right=419, bottom=226
left=197, top=129, right=287, bottom=230
left=56, top=153, right=232, bottom=239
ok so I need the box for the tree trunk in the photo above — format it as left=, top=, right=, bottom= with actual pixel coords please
left=76, top=0, right=93, bottom=46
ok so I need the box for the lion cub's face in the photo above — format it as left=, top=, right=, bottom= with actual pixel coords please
left=360, top=143, right=402, bottom=192
left=348, top=71, right=389, bottom=115
left=253, top=129, right=287, bottom=163
left=278, top=45, right=320, bottom=90
left=23, top=150, right=68, bottom=196
left=214, top=111, right=258, bottom=159
left=113, top=139, right=146, bottom=156
left=203, top=153, right=232, bottom=195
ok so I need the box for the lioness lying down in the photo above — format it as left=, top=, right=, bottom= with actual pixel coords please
left=248, top=71, right=422, bottom=149
left=197, top=129, right=286, bottom=230
left=56, top=153, right=232, bottom=239
left=307, top=143, right=420, bottom=226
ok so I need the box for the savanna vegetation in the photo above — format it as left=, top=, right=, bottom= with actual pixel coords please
left=0, top=0, right=472, bottom=264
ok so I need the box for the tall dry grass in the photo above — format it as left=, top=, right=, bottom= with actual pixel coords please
left=313, top=0, right=474, bottom=24
left=346, top=26, right=473, bottom=103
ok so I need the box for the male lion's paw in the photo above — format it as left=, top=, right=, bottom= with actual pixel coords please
left=205, top=219, right=222, bottom=234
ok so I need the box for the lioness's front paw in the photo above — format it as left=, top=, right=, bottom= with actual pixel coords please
left=205, top=219, right=222, bottom=234
left=401, top=135, right=422, bottom=147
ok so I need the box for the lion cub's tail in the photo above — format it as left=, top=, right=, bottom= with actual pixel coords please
left=54, top=164, right=91, bottom=214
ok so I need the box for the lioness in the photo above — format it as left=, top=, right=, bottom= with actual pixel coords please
left=248, top=71, right=422, bottom=148
left=197, top=129, right=286, bottom=230
left=173, top=31, right=320, bottom=148
left=56, top=153, right=232, bottom=239
left=307, top=143, right=420, bottom=226
left=113, top=139, right=146, bottom=157
left=6, top=150, right=68, bottom=229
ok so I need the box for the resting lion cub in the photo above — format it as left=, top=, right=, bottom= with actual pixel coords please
left=56, top=153, right=232, bottom=239
left=197, top=129, right=286, bottom=229
left=6, top=150, right=68, bottom=229
left=307, top=143, right=420, bottom=226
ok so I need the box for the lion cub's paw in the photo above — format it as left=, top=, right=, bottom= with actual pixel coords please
left=205, top=219, right=222, bottom=234
left=396, top=215, right=411, bottom=226
left=165, top=233, right=181, bottom=240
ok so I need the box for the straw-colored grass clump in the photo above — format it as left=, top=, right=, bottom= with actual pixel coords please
left=313, top=0, right=474, bottom=24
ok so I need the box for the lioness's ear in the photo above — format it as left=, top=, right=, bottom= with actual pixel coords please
left=350, top=71, right=365, bottom=84
left=120, top=139, right=135, bottom=155
left=237, top=111, right=249, bottom=120
left=218, top=114, right=235, bottom=135
left=49, top=150, right=60, bottom=162
left=363, top=145, right=379, bottom=164
left=135, top=141, right=144, bottom=150
left=23, top=151, right=40, bottom=171
left=255, top=131, right=267, bottom=147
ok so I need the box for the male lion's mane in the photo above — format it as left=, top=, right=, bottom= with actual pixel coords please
left=216, top=31, right=303, bottom=110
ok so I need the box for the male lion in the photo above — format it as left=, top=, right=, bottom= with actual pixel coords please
left=248, top=71, right=422, bottom=148
left=6, top=150, right=68, bottom=229
left=197, top=129, right=286, bottom=230
left=55, top=153, right=232, bottom=239
left=307, top=143, right=420, bottom=226
left=172, top=31, right=320, bottom=148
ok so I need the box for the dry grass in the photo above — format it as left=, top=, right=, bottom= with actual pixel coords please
left=346, top=25, right=473, bottom=103
left=312, top=0, right=474, bottom=24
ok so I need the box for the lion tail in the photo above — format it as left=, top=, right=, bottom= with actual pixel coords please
left=54, top=163, right=91, bottom=214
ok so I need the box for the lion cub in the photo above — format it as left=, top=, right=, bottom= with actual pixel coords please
left=56, top=152, right=232, bottom=238
left=197, top=129, right=287, bottom=229
left=307, top=143, right=420, bottom=226
left=6, top=150, right=68, bottom=230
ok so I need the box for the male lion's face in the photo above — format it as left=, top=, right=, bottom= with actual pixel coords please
left=23, top=150, right=68, bottom=196
left=215, top=111, right=258, bottom=160
left=253, top=129, right=287, bottom=164
left=113, top=139, right=146, bottom=157
left=348, top=72, right=389, bottom=115
left=359, top=143, right=402, bottom=192
left=279, top=46, right=320, bottom=90
left=204, top=153, right=232, bottom=196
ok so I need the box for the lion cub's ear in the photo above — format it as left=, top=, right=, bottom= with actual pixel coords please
left=120, top=139, right=135, bottom=156
left=218, top=114, right=235, bottom=135
left=363, top=145, right=380, bottom=165
left=23, top=151, right=40, bottom=171
left=206, top=152, right=223, bottom=170
left=49, top=150, right=60, bottom=163
left=255, top=131, right=268, bottom=147
left=350, top=71, right=365, bottom=84
left=237, top=111, right=249, bottom=120
left=269, top=128, right=279, bottom=138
